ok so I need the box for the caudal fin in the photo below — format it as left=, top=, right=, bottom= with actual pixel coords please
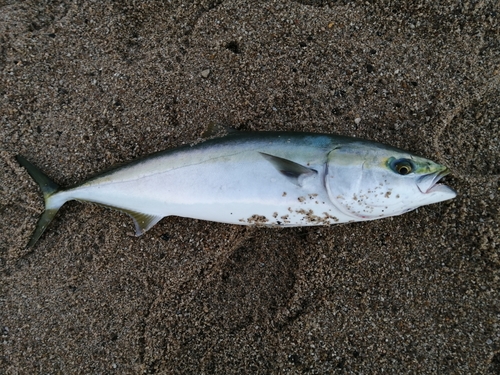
left=16, top=155, right=66, bottom=247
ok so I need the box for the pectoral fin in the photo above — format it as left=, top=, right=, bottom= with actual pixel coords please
left=259, top=152, right=317, bottom=186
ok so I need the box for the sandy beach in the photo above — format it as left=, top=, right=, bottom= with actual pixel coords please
left=1, top=0, right=499, bottom=373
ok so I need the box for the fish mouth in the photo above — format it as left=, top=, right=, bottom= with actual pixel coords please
left=417, top=168, right=456, bottom=195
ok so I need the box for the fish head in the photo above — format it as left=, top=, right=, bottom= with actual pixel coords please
left=325, top=142, right=457, bottom=220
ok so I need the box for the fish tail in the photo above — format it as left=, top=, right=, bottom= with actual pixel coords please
left=16, top=155, right=67, bottom=247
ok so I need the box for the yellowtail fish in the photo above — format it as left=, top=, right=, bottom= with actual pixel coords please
left=17, top=131, right=456, bottom=246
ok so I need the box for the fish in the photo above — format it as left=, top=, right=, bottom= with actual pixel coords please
left=16, top=131, right=456, bottom=247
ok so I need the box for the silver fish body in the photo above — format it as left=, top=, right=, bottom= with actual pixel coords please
left=17, top=131, right=456, bottom=246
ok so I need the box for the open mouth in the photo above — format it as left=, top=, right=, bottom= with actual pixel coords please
left=417, top=169, right=454, bottom=194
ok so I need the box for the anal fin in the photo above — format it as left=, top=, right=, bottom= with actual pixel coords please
left=86, top=201, right=163, bottom=236
left=125, top=210, right=163, bottom=236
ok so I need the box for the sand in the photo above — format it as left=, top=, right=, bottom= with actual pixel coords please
left=1, top=0, right=499, bottom=373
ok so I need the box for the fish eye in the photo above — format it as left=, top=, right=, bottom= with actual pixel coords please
left=396, top=163, right=412, bottom=175
left=390, top=158, right=414, bottom=175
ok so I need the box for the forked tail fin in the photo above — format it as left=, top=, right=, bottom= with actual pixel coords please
left=16, top=155, right=66, bottom=247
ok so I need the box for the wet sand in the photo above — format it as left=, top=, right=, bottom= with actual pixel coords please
left=1, top=1, right=499, bottom=373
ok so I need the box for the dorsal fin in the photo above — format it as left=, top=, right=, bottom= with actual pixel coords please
left=201, top=123, right=238, bottom=138
left=259, top=152, right=317, bottom=186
